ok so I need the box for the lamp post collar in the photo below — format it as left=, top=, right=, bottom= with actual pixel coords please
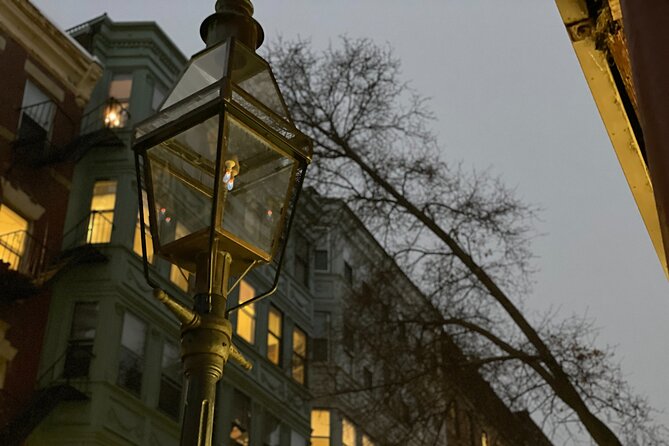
left=200, top=0, right=264, bottom=50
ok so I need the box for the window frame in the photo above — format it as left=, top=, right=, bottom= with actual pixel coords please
left=291, top=325, right=307, bottom=385
left=266, top=305, right=283, bottom=366
left=235, top=280, right=256, bottom=344
left=117, top=311, right=147, bottom=396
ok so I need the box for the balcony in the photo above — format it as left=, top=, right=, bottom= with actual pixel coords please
left=0, top=212, right=112, bottom=301
left=11, top=98, right=130, bottom=167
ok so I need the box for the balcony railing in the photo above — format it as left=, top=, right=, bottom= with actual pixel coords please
left=0, top=230, right=47, bottom=279
left=80, top=98, right=130, bottom=135
left=12, top=98, right=130, bottom=167
left=13, top=100, right=77, bottom=166
left=63, top=210, right=115, bottom=251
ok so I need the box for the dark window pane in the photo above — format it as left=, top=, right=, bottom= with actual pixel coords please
left=314, top=249, right=328, bottom=271
left=118, top=313, right=146, bottom=395
left=312, top=338, right=328, bottom=362
left=344, top=262, right=353, bottom=286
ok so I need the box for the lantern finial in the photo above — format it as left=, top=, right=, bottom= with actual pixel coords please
left=200, top=0, right=264, bottom=50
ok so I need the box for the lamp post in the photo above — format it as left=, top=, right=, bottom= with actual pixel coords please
left=132, top=2, right=312, bottom=445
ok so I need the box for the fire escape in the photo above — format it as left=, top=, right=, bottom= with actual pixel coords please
left=0, top=99, right=129, bottom=445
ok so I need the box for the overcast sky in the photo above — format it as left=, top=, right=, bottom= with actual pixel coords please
left=32, top=0, right=669, bottom=441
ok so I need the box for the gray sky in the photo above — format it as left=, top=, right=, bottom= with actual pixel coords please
left=33, top=0, right=669, bottom=440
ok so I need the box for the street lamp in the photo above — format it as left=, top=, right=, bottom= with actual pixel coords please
left=132, top=1, right=311, bottom=445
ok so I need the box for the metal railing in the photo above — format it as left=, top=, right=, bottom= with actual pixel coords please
left=62, top=210, right=115, bottom=250
left=13, top=100, right=78, bottom=165
left=80, top=98, right=131, bottom=135
left=0, top=230, right=48, bottom=280
left=37, top=341, right=95, bottom=388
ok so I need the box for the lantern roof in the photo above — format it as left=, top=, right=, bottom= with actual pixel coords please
left=162, top=39, right=290, bottom=121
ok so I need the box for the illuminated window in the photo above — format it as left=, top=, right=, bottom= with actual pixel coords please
left=230, top=389, right=251, bottom=446
left=0, top=204, right=28, bottom=270
left=481, top=432, right=489, bottom=446
left=267, top=306, right=282, bottom=366
left=133, top=190, right=153, bottom=263
left=88, top=180, right=116, bottom=244
left=64, top=302, right=98, bottom=379
left=342, top=417, right=356, bottom=446
left=170, top=265, right=190, bottom=292
left=105, top=74, right=132, bottom=128
left=362, top=434, right=375, bottom=446
left=310, top=409, right=330, bottom=446
left=291, top=326, right=307, bottom=384
left=168, top=222, right=190, bottom=291
left=236, top=280, right=256, bottom=344
left=118, top=312, right=146, bottom=395
left=158, top=340, right=182, bottom=419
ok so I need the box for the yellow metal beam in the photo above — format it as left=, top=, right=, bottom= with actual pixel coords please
left=555, top=0, right=669, bottom=279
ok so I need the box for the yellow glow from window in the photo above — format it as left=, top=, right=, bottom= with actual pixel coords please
left=170, top=265, right=189, bottom=292
left=292, top=326, right=306, bottom=384
left=342, top=418, right=356, bottom=446
left=311, top=409, right=330, bottom=438
left=0, top=205, right=28, bottom=270
left=88, top=180, right=116, bottom=244
left=267, top=306, right=282, bottom=365
left=236, top=280, right=256, bottom=344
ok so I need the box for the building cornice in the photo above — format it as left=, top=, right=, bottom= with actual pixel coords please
left=0, top=0, right=103, bottom=106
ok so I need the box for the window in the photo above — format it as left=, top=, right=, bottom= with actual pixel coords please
left=118, top=312, right=146, bottom=395
left=263, top=412, right=280, bottom=446
left=312, top=312, right=330, bottom=362
left=294, top=234, right=310, bottom=287
left=88, top=180, right=116, bottom=244
left=344, top=261, right=353, bottom=286
left=0, top=204, right=29, bottom=270
left=170, top=265, right=190, bottom=292
left=448, top=401, right=459, bottom=437
left=236, top=280, right=256, bottom=344
left=230, top=389, right=251, bottom=446
left=291, top=326, right=307, bottom=384
left=314, top=249, right=328, bottom=271
left=105, top=74, right=132, bottom=128
left=363, top=367, right=373, bottom=388
left=0, top=321, right=17, bottom=389
left=342, top=417, right=356, bottom=446
left=481, top=432, right=490, bottom=446
left=362, top=434, right=375, bottom=446
left=152, top=84, right=166, bottom=111
left=267, top=306, right=282, bottom=366
left=18, top=80, right=55, bottom=142
left=310, top=409, right=330, bottom=446
left=64, top=302, right=98, bottom=379
left=158, top=340, right=182, bottom=419
left=133, top=190, right=154, bottom=263
left=290, top=431, right=307, bottom=446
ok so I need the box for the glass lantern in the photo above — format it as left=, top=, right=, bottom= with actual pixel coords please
left=133, top=38, right=312, bottom=279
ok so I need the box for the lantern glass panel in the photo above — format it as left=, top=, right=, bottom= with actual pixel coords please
left=221, top=115, right=296, bottom=258
left=162, top=41, right=230, bottom=109
left=147, top=115, right=219, bottom=247
left=229, top=42, right=289, bottom=119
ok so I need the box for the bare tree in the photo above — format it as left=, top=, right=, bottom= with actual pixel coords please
left=266, top=37, right=667, bottom=445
